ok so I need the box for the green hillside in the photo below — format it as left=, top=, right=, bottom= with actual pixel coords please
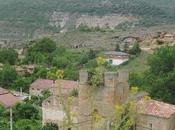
left=0, top=0, right=174, bottom=40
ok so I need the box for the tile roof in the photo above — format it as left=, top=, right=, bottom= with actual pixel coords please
left=31, top=79, right=78, bottom=90
left=0, top=93, right=20, bottom=107
left=31, top=79, right=55, bottom=89
left=0, top=87, right=20, bottom=108
left=0, top=87, right=9, bottom=95
left=137, top=99, right=175, bottom=118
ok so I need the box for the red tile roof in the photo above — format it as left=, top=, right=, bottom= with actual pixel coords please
left=0, top=93, right=20, bottom=107
left=31, top=79, right=55, bottom=89
left=0, top=87, right=20, bottom=108
left=31, top=79, right=78, bottom=90
left=0, top=87, right=9, bottom=95
left=138, top=99, right=175, bottom=118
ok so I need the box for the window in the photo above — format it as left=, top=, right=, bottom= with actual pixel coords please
left=109, top=59, right=113, bottom=64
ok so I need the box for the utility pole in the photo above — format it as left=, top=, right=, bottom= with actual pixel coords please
left=10, top=107, right=13, bottom=130
left=106, top=120, right=110, bottom=130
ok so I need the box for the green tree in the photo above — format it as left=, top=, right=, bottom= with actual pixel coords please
left=131, top=46, right=175, bottom=104
left=15, top=119, right=42, bottom=130
left=0, top=49, right=18, bottom=65
left=42, top=123, right=59, bottom=130
left=0, top=65, right=17, bottom=88
left=52, top=56, right=69, bottom=68
left=13, top=103, right=39, bottom=120
left=129, top=43, right=141, bottom=55
left=33, top=38, right=56, bottom=53
left=11, top=76, right=31, bottom=92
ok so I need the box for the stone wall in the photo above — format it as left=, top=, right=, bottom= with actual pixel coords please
left=78, top=70, right=129, bottom=130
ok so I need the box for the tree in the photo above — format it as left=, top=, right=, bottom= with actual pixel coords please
left=129, top=43, right=141, bottom=55
left=0, top=49, right=18, bottom=65
left=42, top=123, right=59, bottom=130
left=33, top=37, right=56, bottom=53
left=131, top=46, right=175, bottom=104
left=11, top=76, right=31, bottom=92
left=33, top=67, right=48, bottom=79
left=115, top=44, right=121, bottom=52
left=52, top=56, right=69, bottom=68
left=0, top=65, right=17, bottom=88
left=15, top=119, right=42, bottom=130
left=13, top=103, right=39, bottom=120
left=25, top=37, right=56, bottom=64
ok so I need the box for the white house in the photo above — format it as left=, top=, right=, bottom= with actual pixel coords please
left=104, top=51, right=129, bottom=65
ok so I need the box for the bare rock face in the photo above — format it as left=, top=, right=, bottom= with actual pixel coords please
left=49, top=12, right=70, bottom=28
left=76, top=14, right=136, bottom=29
left=49, top=12, right=137, bottom=31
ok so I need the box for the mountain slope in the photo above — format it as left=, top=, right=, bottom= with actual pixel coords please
left=0, top=0, right=174, bottom=40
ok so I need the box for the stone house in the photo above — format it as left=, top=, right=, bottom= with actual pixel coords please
left=30, top=79, right=78, bottom=96
left=137, top=99, right=175, bottom=130
left=104, top=51, right=129, bottom=65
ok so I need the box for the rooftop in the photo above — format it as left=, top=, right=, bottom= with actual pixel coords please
left=0, top=87, right=9, bottom=95
left=31, top=79, right=78, bottom=90
left=0, top=87, right=20, bottom=108
left=104, top=51, right=129, bottom=56
left=138, top=99, right=175, bottom=118
left=31, top=79, right=55, bottom=89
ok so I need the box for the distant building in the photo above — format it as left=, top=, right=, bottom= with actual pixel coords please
left=0, top=87, right=20, bottom=108
left=137, top=100, right=175, bottom=130
left=30, top=79, right=55, bottom=96
left=30, top=79, right=78, bottom=96
left=104, top=51, right=129, bottom=65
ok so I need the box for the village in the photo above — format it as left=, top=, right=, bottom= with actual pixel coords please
left=0, top=31, right=174, bottom=130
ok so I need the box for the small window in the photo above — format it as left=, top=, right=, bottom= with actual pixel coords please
left=109, top=59, right=113, bottom=64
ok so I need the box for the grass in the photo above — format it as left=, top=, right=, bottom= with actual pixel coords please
left=120, top=51, right=149, bottom=74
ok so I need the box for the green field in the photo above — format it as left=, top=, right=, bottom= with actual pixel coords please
left=121, top=51, right=149, bottom=74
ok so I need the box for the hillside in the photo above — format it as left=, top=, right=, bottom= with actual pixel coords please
left=0, top=0, right=175, bottom=45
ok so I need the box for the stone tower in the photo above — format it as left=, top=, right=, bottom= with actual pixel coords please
left=78, top=70, right=129, bottom=130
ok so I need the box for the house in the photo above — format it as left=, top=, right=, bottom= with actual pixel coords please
left=42, top=95, right=78, bottom=129
left=0, top=87, right=20, bottom=108
left=30, top=79, right=55, bottom=96
left=104, top=51, right=129, bottom=65
left=30, top=79, right=78, bottom=96
left=137, top=100, right=175, bottom=130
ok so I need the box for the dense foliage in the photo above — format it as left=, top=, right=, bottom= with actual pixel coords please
left=42, top=123, right=59, bottom=130
left=130, top=46, right=175, bottom=104
left=0, top=49, right=18, bottom=65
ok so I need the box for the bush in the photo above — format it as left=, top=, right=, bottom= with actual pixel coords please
left=0, top=65, right=17, bottom=88
left=0, top=49, right=18, bottom=65
left=129, top=43, right=141, bottom=55
left=42, top=123, right=59, bottom=130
